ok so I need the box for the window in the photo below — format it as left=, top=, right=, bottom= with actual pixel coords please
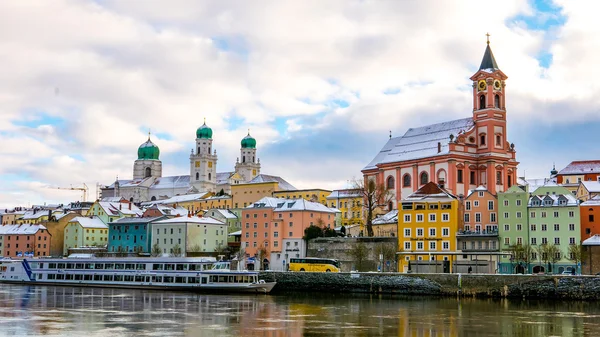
left=429, top=228, right=436, bottom=237
left=589, top=214, right=594, bottom=222
left=404, top=241, right=411, bottom=250
left=387, top=176, right=395, bottom=189
left=531, top=224, right=537, bottom=231
left=416, top=242, right=424, bottom=250
left=530, top=211, right=536, bottom=218
left=475, top=213, right=481, bottom=222
left=442, top=241, right=449, bottom=250
left=517, top=237, right=523, bottom=245
left=470, top=171, right=476, bottom=185
left=403, top=174, right=411, bottom=187
left=442, top=213, right=449, bottom=222
left=554, top=224, right=560, bottom=231
left=442, top=228, right=449, bottom=236
left=466, top=201, right=471, bottom=211
left=416, top=214, right=424, bottom=222
left=554, top=237, right=560, bottom=245
left=429, top=241, right=436, bottom=250
left=457, top=169, right=463, bottom=183
left=541, top=224, right=547, bottom=231
left=479, top=95, right=486, bottom=110
left=531, top=237, right=537, bottom=245
left=570, top=211, right=575, bottom=218
left=516, top=224, right=522, bottom=231
left=503, top=200, right=509, bottom=207
left=515, top=212, right=522, bottom=219
left=404, top=214, right=411, bottom=223
left=480, top=134, right=486, bottom=145
left=487, top=201, right=494, bottom=210
left=541, top=237, right=548, bottom=245
left=429, top=214, right=436, bottom=222
left=474, top=201, right=479, bottom=207
left=490, top=213, right=496, bottom=222
left=570, top=237, right=576, bottom=245
left=420, top=172, right=428, bottom=185
left=404, top=229, right=411, bottom=237
left=503, top=212, right=509, bottom=219
left=417, top=228, right=424, bottom=237
left=504, top=237, right=510, bottom=245
left=569, top=224, right=575, bottom=231
left=541, top=212, right=547, bottom=218
left=504, top=224, right=509, bottom=231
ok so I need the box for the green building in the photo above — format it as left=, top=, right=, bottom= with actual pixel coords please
left=498, top=185, right=581, bottom=274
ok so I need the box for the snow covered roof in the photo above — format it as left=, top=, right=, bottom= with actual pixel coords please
left=372, top=210, right=398, bottom=225
left=0, top=224, right=47, bottom=235
left=364, top=117, right=474, bottom=170
left=247, top=197, right=339, bottom=213
left=110, top=216, right=164, bottom=224
left=100, top=197, right=127, bottom=203
left=326, top=189, right=362, bottom=199
left=208, top=209, right=238, bottom=219
left=403, top=182, right=457, bottom=202
left=581, top=195, right=600, bottom=206
left=228, top=230, right=242, bottom=236
left=583, top=234, right=600, bottom=246
left=558, top=161, right=600, bottom=175
left=153, top=216, right=225, bottom=225
left=581, top=181, right=600, bottom=193
left=21, top=210, right=51, bottom=220
left=151, top=175, right=191, bottom=189
left=247, top=174, right=296, bottom=191
left=528, top=193, right=578, bottom=207
left=97, top=202, right=141, bottom=216
left=144, top=193, right=209, bottom=206
left=216, top=172, right=235, bottom=184
left=69, top=216, right=108, bottom=229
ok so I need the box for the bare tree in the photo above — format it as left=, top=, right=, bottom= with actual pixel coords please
left=256, top=246, right=269, bottom=270
left=374, top=242, right=397, bottom=272
left=188, top=244, right=202, bottom=253
left=352, top=178, right=393, bottom=237
left=151, top=243, right=162, bottom=257
left=348, top=241, right=369, bottom=271
left=170, top=244, right=183, bottom=257
left=546, top=244, right=561, bottom=273
left=568, top=244, right=586, bottom=273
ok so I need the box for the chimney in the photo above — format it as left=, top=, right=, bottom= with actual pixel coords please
left=129, top=203, right=132, bottom=210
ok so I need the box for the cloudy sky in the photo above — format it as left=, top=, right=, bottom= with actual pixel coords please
left=1, top=0, right=598, bottom=207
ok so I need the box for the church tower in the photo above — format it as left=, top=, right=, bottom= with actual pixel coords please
left=133, top=133, right=162, bottom=180
left=190, top=120, right=218, bottom=192
left=235, top=131, right=260, bottom=182
left=469, top=35, right=516, bottom=191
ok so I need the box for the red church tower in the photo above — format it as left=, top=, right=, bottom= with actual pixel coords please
left=363, top=37, right=519, bottom=211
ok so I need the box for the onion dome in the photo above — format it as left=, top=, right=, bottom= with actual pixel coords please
left=550, top=164, right=558, bottom=176
left=241, top=131, right=256, bottom=149
left=137, top=134, right=160, bottom=160
left=196, top=119, right=213, bottom=139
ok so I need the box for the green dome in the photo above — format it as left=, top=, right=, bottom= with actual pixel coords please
left=196, top=122, right=213, bottom=139
left=137, top=137, right=160, bottom=160
left=241, top=133, right=256, bottom=149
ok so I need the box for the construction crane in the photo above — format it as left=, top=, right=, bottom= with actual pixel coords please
left=49, top=183, right=89, bottom=202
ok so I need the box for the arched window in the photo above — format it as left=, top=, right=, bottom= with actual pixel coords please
left=252, top=157, right=255, bottom=163
left=129, top=197, right=134, bottom=202
left=195, top=172, right=199, bottom=181
left=145, top=167, right=151, bottom=178
left=208, top=146, right=211, bottom=154
left=494, top=94, right=500, bottom=108
left=403, top=174, right=411, bottom=187
left=388, top=201, right=394, bottom=211
left=479, top=95, right=486, bottom=110
left=420, top=172, right=429, bottom=185
left=242, top=156, right=245, bottom=163
left=386, top=176, right=395, bottom=189
left=208, top=173, right=212, bottom=181
left=197, top=147, right=200, bottom=154
left=151, top=196, right=156, bottom=201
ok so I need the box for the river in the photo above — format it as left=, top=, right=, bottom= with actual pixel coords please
left=0, top=284, right=599, bottom=336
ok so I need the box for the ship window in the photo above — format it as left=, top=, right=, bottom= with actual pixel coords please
left=94, top=275, right=102, bottom=281
left=175, top=277, right=185, bottom=283
left=103, top=275, right=112, bottom=281
left=84, top=275, right=92, bottom=281
left=56, top=274, right=65, bottom=280
left=104, top=263, right=114, bottom=270
left=152, top=264, right=163, bottom=270
left=114, top=275, right=123, bottom=282
left=95, top=264, right=104, bottom=270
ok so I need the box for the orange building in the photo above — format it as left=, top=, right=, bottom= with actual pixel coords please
left=241, top=197, right=338, bottom=271
left=0, top=224, right=51, bottom=258
left=580, top=197, right=600, bottom=241
left=462, top=186, right=498, bottom=232
left=363, top=40, right=518, bottom=207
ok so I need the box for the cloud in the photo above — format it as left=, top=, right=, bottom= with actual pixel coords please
left=0, top=0, right=596, bottom=207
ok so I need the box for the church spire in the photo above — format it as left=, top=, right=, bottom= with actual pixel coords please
left=479, top=33, right=499, bottom=71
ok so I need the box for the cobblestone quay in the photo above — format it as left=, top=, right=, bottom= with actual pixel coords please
left=259, top=272, right=600, bottom=300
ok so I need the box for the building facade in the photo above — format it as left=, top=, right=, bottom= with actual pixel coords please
left=272, top=189, right=332, bottom=205
left=363, top=41, right=519, bottom=208
left=0, top=224, right=51, bottom=258
left=152, top=216, right=227, bottom=256
left=397, top=182, right=460, bottom=273
left=326, top=189, right=363, bottom=230
left=107, top=216, right=166, bottom=254
left=580, top=196, right=600, bottom=241
left=63, top=216, right=108, bottom=255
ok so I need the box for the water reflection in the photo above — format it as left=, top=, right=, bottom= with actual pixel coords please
left=0, top=285, right=599, bottom=336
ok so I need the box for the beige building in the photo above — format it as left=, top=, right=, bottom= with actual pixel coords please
left=272, top=189, right=332, bottom=205
left=152, top=216, right=227, bottom=256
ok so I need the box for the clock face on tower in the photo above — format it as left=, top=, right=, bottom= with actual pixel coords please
left=478, top=80, right=486, bottom=91
left=494, top=80, right=501, bottom=90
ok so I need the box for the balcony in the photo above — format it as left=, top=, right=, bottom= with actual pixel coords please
left=456, top=229, right=499, bottom=237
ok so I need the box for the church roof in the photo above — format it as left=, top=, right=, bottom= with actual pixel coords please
left=248, top=174, right=296, bottom=191
left=151, top=175, right=191, bottom=189
left=364, top=117, right=474, bottom=170
left=216, top=172, right=235, bottom=184
left=479, top=44, right=499, bottom=72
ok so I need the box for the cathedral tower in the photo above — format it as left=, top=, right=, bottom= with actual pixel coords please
left=133, top=133, right=162, bottom=180
left=190, top=120, right=218, bottom=192
left=235, top=131, right=260, bottom=182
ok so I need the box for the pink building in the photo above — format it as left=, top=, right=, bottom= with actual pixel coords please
left=0, top=224, right=51, bottom=258
left=241, top=197, right=338, bottom=271
left=363, top=40, right=519, bottom=207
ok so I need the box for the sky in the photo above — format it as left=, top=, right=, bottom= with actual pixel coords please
left=0, top=0, right=598, bottom=208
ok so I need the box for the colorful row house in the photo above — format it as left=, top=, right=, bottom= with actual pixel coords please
left=498, top=185, right=581, bottom=274
left=152, top=216, right=227, bottom=256
left=242, top=197, right=339, bottom=271
left=326, top=189, right=363, bottom=230
left=107, top=216, right=166, bottom=254
left=63, top=216, right=108, bottom=255
left=86, top=200, right=141, bottom=224
left=397, top=183, right=461, bottom=273
left=0, top=224, right=51, bottom=258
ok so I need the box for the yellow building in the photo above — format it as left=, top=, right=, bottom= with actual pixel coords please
left=231, top=175, right=297, bottom=209
left=397, top=182, right=461, bottom=273
left=326, top=189, right=364, bottom=230
left=272, top=189, right=331, bottom=205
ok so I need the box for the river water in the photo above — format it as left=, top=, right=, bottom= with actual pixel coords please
left=0, top=284, right=599, bottom=336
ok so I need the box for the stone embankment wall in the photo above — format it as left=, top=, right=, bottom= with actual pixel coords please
left=259, top=272, right=600, bottom=300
